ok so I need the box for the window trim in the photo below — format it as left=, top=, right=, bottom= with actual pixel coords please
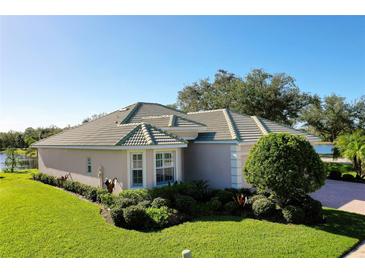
left=127, top=150, right=146, bottom=189
left=153, top=149, right=178, bottom=187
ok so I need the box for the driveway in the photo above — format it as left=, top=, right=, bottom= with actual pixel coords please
left=311, top=179, right=365, bottom=215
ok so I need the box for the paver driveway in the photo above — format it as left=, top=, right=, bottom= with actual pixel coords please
left=311, top=179, right=365, bottom=215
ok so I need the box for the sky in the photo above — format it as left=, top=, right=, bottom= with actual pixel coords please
left=0, top=16, right=364, bottom=132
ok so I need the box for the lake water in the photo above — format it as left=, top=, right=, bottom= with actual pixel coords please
left=0, top=152, right=37, bottom=171
left=314, top=144, right=334, bottom=155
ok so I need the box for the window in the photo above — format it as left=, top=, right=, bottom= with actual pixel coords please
left=155, top=152, right=175, bottom=186
left=131, top=153, right=143, bottom=187
left=87, top=158, right=92, bottom=174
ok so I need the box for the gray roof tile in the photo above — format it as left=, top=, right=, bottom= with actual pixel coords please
left=32, top=102, right=321, bottom=147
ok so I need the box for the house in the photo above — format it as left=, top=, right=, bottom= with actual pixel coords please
left=32, top=102, right=321, bottom=192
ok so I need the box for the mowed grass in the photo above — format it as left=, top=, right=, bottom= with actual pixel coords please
left=1, top=171, right=365, bottom=258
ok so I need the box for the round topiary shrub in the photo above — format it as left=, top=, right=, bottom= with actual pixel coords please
left=123, top=205, right=150, bottom=229
left=151, top=197, right=170, bottom=208
left=111, top=205, right=125, bottom=227
left=252, top=197, right=276, bottom=219
left=174, top=194, right=197, bottom=215
left=244, top=133, right=326, bottom=204
left=224, top=201, right=238, bottom=213
left=282, top=205, right=305, bottom=224
left=206, top=197, right=222, bottom=211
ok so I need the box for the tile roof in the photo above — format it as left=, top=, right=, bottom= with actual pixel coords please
left=187, top=109, right=321, bottom=142
left=32, top=102, right=321, bottom=147
left=140, top=114, right=206, bottom=128
left=117, top=123, right=186, bottom=146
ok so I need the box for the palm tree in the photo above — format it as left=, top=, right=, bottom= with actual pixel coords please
left=335, top=130, right=365, bottom=178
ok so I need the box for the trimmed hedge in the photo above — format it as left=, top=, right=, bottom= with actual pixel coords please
left=32, top=172, right=107, bottom=204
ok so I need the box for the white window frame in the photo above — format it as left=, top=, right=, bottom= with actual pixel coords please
left=153, top=149, right=178, bottom=187
left=127, top=151, right=146, bottom=189
left=87, top=157, right=92, bottom=175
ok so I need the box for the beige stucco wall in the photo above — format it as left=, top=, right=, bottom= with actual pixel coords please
left=38, top=147, right=183, bottom=193
left=38, top=148, right=128, bottom=192
left=182, top=143, right=232, bottom=189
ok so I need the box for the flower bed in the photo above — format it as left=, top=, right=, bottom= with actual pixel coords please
left=32, top=172, right=325, bottom=231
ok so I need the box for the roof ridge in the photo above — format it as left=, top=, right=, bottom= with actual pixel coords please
left=223, top=109, right=240, bottom=141
left=149, top=125, right=188, bottom=144
left=141, top=123, right=155, bottom=145
left=120, top=102, right=141, bottom=124
left=187, top=109, right=225, bottom=114
left=115, top=124, right=142, bottom=146
left=251, top=116, right=269, bottom=135
left=141, top=114, right=172, bottom=119
left=169, top=115, right=176, bottom=127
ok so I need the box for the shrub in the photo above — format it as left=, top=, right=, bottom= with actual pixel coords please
left=99, top=193, right=116, bottom=207
left=302, top=196, right=323, bottom=224
left=174, top=194, right=197, bottom=215
left=84, top=187, right=98, bottom=202
left=328, top=170, right=342, bottom=180
left=119, top=189, right=151, bottom=203
left=247, top=194, right=266, bottom=206
left=138, top=200, right=152, bottom=208
left=252, top=197, right=276, bottom=219
left=123, top=205, right=150, bottom=230
left=244, top=133, right=326, bottom=204
left=206, top=197, right=222, bottom=211
left=145, top=206, right=170, bottom=228
left=32, top=172, right=42, bottom=181
left=110, top=205, right=125, bottom=227
left=115, top=197, right=137, bottom=208
left=40, top=173, right=50, bottom=184
left=151, top=197, right=170, bottom=208
left=167, top=208, right=189, bottom=226
left=149, top=181, right=210, bottom=202
left=282, top=205, right=305, bottom=224
left=212, top=190, right=234, bottom=204
left=224, top=201, right=238, bottom=213
left=96, top=188, right=109, bottom=203
left=342, top=174, right=355, bottom=182
left=179, top=180, right=210, bottom=202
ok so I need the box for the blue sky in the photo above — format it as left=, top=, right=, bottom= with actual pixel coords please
left=0, top=16, right=364, bottom=131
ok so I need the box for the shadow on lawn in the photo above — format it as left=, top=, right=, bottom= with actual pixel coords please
left=195, top=209, right=365, bottom=242
left=318, top=209, right=365, bottom=240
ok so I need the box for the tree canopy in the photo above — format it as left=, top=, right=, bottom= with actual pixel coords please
left=0, top=126, right=62, bottom=149
left=300, top=94, right=363, bottom=142
left=177, top=69, right=316, bottom=126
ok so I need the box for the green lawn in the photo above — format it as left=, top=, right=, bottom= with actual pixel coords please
left=1, top=171, right=365, bottom=258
